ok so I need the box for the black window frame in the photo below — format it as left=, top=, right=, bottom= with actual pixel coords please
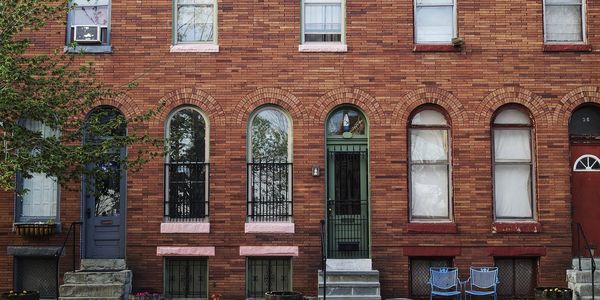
left=163, top=256, right=209, bottom=299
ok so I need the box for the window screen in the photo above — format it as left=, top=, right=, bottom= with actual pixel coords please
left=164, top=257, right=208, bottom=299
left=410, top=257, right=453, bottom=298
left=14, top=256, right=58, bottom=299
left=495, top=257, right=537, bottom=299
left=247, top=257, right=292, bottom=298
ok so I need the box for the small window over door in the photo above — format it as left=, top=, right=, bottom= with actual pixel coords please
left=573, top=154, right=600, bottom=171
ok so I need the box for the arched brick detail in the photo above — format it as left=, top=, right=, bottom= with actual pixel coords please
left=475, top=87, right=549, bottom=126
left=554, top=86, right=600, bottom=126
left=309, top=88, right=384, bottom=126
left=152, top=87, right=225, bottom=127
left=391, top=88, right=466, bottom=126
left=93, top=94, right=140, bottom=119
left=233, top=88, right=305, bottom=125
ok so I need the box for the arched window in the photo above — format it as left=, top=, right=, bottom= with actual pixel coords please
left=16, top=120, right=60, bottom=223
left=165, top=107, right=209, bottom=221
left=492, top=106, right=534, bottom=219
left=247, top=106, right=292, bottom=222
left=409, top=107, right=451, bottom=220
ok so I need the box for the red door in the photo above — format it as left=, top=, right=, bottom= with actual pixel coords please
left=571, top=144, right=600, bottom=256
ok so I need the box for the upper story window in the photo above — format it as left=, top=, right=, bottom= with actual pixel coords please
left=409, top=108, right=451, bottom=221
left=414, top=0, right=457, bottom=44
left=165, top=107, right=209, bottom=222
left=15, top=120, right=60, bottom=223
left=492, top=107, right=535, bottom=220
left=302, top=0, right=344, bottom=44
left=544, top=0, right=585, bottom=43
left=247, top=107, right=293, bottom=222
left=66, top=0, right=111, bottom=52
left=173, top=0, right=217, bottom=44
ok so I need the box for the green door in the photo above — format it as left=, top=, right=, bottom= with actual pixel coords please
left=325, top=107, right=369, bottom=259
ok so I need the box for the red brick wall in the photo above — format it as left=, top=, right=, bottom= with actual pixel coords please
left=3, top=0, right=600, bottom=298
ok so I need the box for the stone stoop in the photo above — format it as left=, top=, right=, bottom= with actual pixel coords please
left=59, top=259, right=132, bottom=300
left=318, top=259, right=381, bottom=300
left=567, top=258, right=600, bottom=300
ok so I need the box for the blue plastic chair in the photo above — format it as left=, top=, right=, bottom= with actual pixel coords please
left=464, top=267, right=499, bottom=300
left=429, top=267, right=462, bottom=300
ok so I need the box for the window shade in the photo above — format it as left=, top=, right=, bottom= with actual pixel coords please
left=545, top=5, right=583, bottom=42
left=415, top=6, right=454, bottom=43
left=411, top=164, right=449, bottom=218
left=494, top=165, right=533, bottom=218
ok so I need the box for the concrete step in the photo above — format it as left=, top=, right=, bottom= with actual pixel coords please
left=59, top=297, right=121, bottom=300
left=319, top=270, right=380, bottom=283
left=81, top=259, right=127, bottom=271
left=569, top=282, right=600, bottom=297
left=59, top=283, right=125, bottom=298
left=63, top=270, right=132, bottom=285
left=326, top=259, right=372, bottom=271
left=318, top=282, right=380, bottom=297
left=567, top=269, right=600, bottom=283
left=572, top=258, right=600, bottom=271
left=318, top=296, right=381, bottom=300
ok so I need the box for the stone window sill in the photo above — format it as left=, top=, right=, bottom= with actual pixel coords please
left=492, top=222, right=541, bottom=233
left=239, top=246, right=299, bottom=256
left=413, top=44, right=461, bottom=52
left=156, top=246, right=215, bottom=256
left=487, top=246, right=546, bottom=257
left=299, top=43, right=348, bottom=52
left=245, top=222, right=295, bottom=234
left=407, top=222, right=457, bottom=234
left=64, top=45, right=112, bottom=54
left=160, top=222, right=210, bottom=233
left=543, top=44, right=592, bottom=52
left=170, top=44, right=220, bottom=53
left=404, top=246, right=461, bottom=257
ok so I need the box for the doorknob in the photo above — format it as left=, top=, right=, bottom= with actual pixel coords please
left=86, top=208, right=91, bottom=218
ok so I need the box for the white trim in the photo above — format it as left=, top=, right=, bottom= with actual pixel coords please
left=170, top=44, right=219, bottom=53
left=573, top=154, right=600, bottom=172
left=414, top=0, right=458, bottom=44
left=173, top=0, right=218, bottom=45
left=245, top=222, right=295, bottom=233
left=301, top=0, right=346, bottom=44
left=299, top=43, right=348, bottom=52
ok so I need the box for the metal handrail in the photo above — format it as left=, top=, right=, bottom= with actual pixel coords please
left=320, top=219, right=327, bottom=300
left=576, top=222, right=596, bottom=300
left=56, top=221, right=83, bottom=270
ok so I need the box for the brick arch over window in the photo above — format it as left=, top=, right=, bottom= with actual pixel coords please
left=95, top=95, right=141, bottom=120
left=391, top=88, right=466, bottom=126
left=153, top=88, right=225, bottom=127
left=233, top=88, right=305, bottom=126
left=555, top=86, right=600, bottom=126
left=309, top=88, right=384, bottom=126
left=475, top=87, right=549, bottom=126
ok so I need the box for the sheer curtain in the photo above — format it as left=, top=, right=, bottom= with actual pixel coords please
left=545, top=0, right=583, bottom=42
left=415, top=0, right=454, bottom=43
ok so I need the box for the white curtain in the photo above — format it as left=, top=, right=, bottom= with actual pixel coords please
left=72, top=2, right=109, bottom=26
left=415, top=5, right=453, bottom=43
left=494, top=129, right=531, bottom=162
left=305, top=4, right=341, bottom=33
left=411, top=130, right=448, bottom=162
left=494, top=165, right=533, bottom=218
left=411, top=164, right=449, bottom=218
left=545, top=4, right=583, bottom=42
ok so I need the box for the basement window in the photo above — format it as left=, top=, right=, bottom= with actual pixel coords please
left=164, top=257, right=208, bottom=299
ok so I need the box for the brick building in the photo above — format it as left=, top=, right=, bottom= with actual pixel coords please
left=2, top=0, right=600, bottom=299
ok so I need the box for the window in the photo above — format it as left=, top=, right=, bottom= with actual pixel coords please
left=409, top=108, right=451, bottom=221
left=14, top=256, right=59, bottom=299
left=495, top=257, right=537, bottom=299
left=173, top=0, right=217, bottom=44
left=410, top=257, right=453, bottom=298
left=66, top=0, right=111, bottom=52
left=16, top=120, right=59, bottom=223
left=544, top=0, right=585, bottom=43
left=302, top=0, right=344, bottom=43
left=492, top=107, right=535, bottom=220
left=247, top=107, right=293, bottom=222
left=165, top=107, right=209, bottom=222
left=247, top=257, right=292, bottom=298
left=164, top=257, right=208, bottom=299
left=414, top=0, right=457, bottom=43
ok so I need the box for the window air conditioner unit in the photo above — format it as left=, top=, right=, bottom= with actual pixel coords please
left=74, top=25, right=101, bottom=43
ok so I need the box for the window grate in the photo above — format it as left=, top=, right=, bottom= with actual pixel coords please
left=495, top=257, right=537, bottom=299
left=410, top=257, right=453, bottom=298
left=164, top=257, right=208, bottom=299
left=164, top=162, right=209, bottom=221
left=247, top=162, right=293, bottom=222
left=14, top=256, right=58, bottom=299
left=247, top=257, right=292, bottom=298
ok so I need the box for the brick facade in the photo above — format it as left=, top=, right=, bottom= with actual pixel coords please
left=2, top=0, right=600, bottom=298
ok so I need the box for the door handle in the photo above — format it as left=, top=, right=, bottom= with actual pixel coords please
left=86, top=208, right=91, bottom=219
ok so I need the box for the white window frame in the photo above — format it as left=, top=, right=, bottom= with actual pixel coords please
left=543, top=0, right=586, bottom=44
left=65, top=0, right=112, bottom=53
left=300, top=0, right=347, bottom=51
left=408, top=108, right=452, bottom=222
left=164, top=106, right=210, bottom=222
left=414, top=0, right=458, bottom=44
left=172, top=0, right=218, bottom=43
left=492, top=107, right=536, bottom=221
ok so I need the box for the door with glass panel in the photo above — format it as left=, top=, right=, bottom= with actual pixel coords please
left=325, top=107, right=369, bottom=259
left=83, top=107, right=127, bottom=259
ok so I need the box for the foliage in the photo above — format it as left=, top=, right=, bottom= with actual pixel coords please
left=0, top=0, right=162, bottom=192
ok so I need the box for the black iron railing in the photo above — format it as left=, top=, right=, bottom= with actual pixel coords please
left=320, top=219, right=327, bottom=300
left=56, top=221, right=82, bottom=298
left=575, top=222, right=596, bottom=300
left=246, top=257, right=291, bottom=298
left=247, top=162, right=293, bottom=222
left=327, top=199, right=369, bottom=258
left=164, top=162, right=209, bottom=221
left=165, top=257, right=208, bottom=299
